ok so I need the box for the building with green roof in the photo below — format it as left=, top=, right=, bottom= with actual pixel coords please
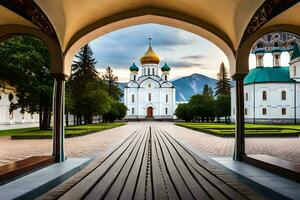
left=231, top=37, right=300, bottom=124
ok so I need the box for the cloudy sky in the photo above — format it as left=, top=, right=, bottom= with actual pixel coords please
left=89, top=24, right=291, bottom=82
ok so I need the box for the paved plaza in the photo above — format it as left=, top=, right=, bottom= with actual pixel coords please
left=0, top=122, right=299, bottom=166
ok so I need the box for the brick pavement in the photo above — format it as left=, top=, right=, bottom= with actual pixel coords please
left=0, top=122, right=299, bottom=166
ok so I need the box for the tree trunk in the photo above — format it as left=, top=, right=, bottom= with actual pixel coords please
left=39, top=110, right=43, bottom=130
left=66, top=113, right=69, bottom=127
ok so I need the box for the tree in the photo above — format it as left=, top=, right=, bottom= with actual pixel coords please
left=189, top=94, right=215, bottom=122
left=215, top=94, right=231, bottom=123
left=175, top=103, right=193, bottom=122
left=0, top=36, right=53, bottom=130
left=203, top=84, right=213, bottom=96
left=102, top=66, right=122, bottom=100
left=103, top=101, right=127, bottom=122
left=215, top=62, right=231, bottom=96
left=69, top=44, right=99, bottom=124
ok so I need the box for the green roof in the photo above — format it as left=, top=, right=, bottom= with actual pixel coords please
left=161, top=62, right=170, bottom=71
left=244, top=66, right=293, bottom=85
left=291, top=42, right=300, bottom=60
left=129, top=62, right=139, bottom=71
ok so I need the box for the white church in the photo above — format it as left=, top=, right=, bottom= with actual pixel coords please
left=231, top=33, right=300, bottom=124
left=124, top=39, right=176, bottom=120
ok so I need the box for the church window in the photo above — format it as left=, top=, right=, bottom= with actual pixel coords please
left=148, top=93, right=151, bottom=101
left=274, top=42, right=279, bottom=48
left=148, top=68, right=150, bottom=75
left=257, top=43, right=263, bottom=48
left=165, top=75, right=167, bottom=80
left=132, top=94, right=134, bottom=103
left=166, top=94, right=168, bottom=103
left=233, top=108, right=235, bottom=115
left=262, top=108, right=267, bottom=115
left=133, top=75, right=136, bottom=81
left=148, top=83, right=151, bottom=88
left=245, top=93, right=248, bottom=101
left=165, top=108, right=168, bottom=115
left=294, top=66, right=297, bottom=77
left=282, top=108, right=286, bottom=115
left=131, top=108, right=134, bottom=114
left=152, top=68, right=154, bottom=75
left=281, top=90, right=286, bottom=100
left=245, top=108, right=248, bottom=115
left=8, top=93, right=14, bottom=102
left=262, top=91, right=267, bottom=100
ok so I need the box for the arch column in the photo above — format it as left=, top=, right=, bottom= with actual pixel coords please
left=52, top=74, right=66, bottom=162
left=233, top=73, right=246, bottom=161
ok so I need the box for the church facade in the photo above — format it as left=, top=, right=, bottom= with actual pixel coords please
left=231, top=33, right=300, bottom=124
left=124, top=40, right=176, bottom=120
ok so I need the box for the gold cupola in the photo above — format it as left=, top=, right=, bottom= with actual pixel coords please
left=140, top=38, right=160, bottom=65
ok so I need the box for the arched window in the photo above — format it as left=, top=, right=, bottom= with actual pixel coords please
left=165, top=108, right=168, bottom=115
left=282, top=108, right=286, bottom=115
left=294, top=66, right=297, bottom=77
left=245, top=93, right=248, bottom=101
left=148, top=93, right=151, bottom=101
left=274, top=42, right=279, bottom=47
left=281, top=90, right=286, bottom=100
left=257, top=43, right=263, bottom=48
left=262, top=91, right=267, bottom=100
left=165, top=75, right=167, bottom=80
left=131, top=108, right=134, bottom=114
left=133, top=75, right=136, bottom=81
left=131, top=94, right=134, bottom=103
left=8, top=93, right=14, bottom=102
left=152, top=68, right=155, bottom=75
left=166, top=94, right=168, bottom=103
left=148, top=68, right=150, bottom=75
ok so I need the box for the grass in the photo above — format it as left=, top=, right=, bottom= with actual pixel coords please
left=0, top=123, right=126, bottom=139
left=175, top=122, right=300, bottom=137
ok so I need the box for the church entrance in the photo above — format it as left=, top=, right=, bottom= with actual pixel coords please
left=146, top=107, right=153, bottom=118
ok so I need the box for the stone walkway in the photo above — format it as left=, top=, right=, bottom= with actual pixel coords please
left=0, top=122, right=299, bottom=166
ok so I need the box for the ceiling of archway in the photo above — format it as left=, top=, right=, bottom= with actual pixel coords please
left=34, top=0, right=264, bottom=51
left=0, top=6, right=37, bottom=28
left=262, top=2, right=300, bottom=30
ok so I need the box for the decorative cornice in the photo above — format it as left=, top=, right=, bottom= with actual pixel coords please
left=0, top=0, right=58, bottom=42
left=240, top=0, right=300, bottom=46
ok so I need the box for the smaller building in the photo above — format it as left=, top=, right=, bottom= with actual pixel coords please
left=231, top=33, right=300, bottom=124
left=0, top=81, right=39, bottom=124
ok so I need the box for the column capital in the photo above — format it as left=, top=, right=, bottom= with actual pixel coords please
left=232, top=73, right=246, bottom=80
left=51, top=73, right=68, bottom=80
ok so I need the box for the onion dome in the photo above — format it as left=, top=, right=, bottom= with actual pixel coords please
left=161, top=62, right=170, bottom=72
left=140, top=38, right=160, bottom=65
left=291, top=42, right=300, bottom=60
left=129, top=62, right=139, bottom=71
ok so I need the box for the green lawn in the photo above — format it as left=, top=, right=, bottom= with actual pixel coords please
left=175, top=122, right=300, bottom=137
left=0, top=123, right=126, bottom=139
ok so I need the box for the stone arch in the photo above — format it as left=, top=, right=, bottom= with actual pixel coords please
left=0, top=24, right=64, bottom=76
left=236, top=25, right=300, bottom=76
left=64, top=7, right=236, bottom=77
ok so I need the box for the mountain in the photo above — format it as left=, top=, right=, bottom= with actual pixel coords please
left=171, top=73, right=217, bottom=101
left=118, top=73, right=217, bottom=102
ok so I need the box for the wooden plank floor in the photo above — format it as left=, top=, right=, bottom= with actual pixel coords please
left=39, top=126, right=266, bottom=200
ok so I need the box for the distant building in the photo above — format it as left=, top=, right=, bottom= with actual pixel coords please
left=231, top=33, right=300, bottom=124
left=124, top=39, right=176, bottom=119
left=0, top=81, right=39, bottom=124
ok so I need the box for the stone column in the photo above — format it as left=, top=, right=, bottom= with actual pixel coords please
left=52, top=75, right=66, bottom=162
left=233, top=74, right=246, bottom=161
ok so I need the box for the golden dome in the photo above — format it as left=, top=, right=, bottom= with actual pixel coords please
left=140, top=39, right=160, bottom=65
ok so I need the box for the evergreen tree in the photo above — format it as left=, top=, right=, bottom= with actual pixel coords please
left=215, top=62, right=231, bottom=96
left=102, top=66, right=122, bottom=100
left=69, top=44, right=99, bottom=124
